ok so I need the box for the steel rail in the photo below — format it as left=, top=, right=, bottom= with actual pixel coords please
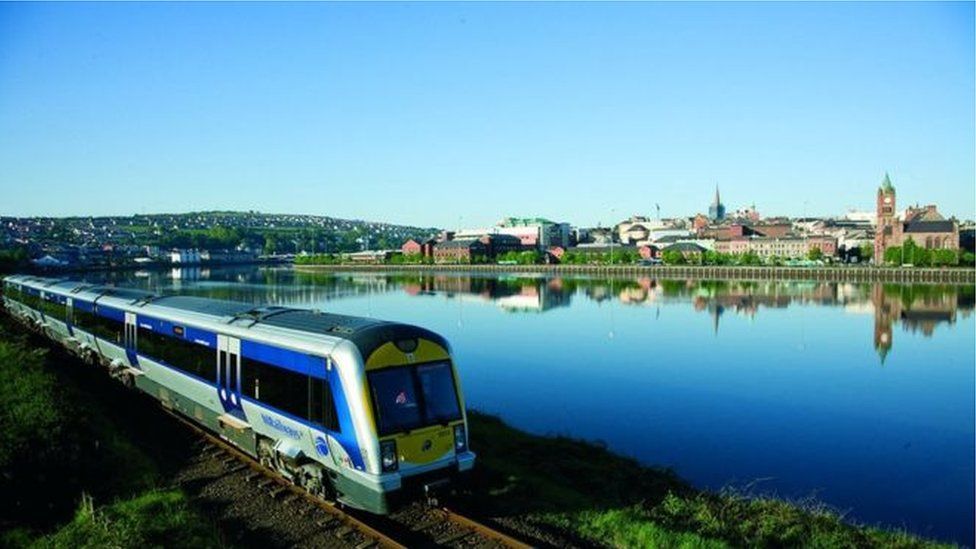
left=438, top=507, right=534, bottom=549
left=164, top=410, right=407, bottom=549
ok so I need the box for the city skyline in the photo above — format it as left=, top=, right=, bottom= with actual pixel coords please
left=1, top=2, right=973, bottom=227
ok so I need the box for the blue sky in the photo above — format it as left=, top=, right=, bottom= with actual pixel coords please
left=0, top=2, right=973, bottom=228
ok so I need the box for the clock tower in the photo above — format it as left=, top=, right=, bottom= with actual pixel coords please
left=874, top=173, right=900, bottom=265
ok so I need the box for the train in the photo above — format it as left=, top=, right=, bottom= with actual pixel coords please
left=1, top=274, right=475, bottom=514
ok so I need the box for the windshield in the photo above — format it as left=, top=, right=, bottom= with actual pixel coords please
left=368, top=361, right=461, bottom=436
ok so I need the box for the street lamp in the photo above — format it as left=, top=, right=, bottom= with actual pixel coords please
left=609, top=207, right=616, bottom=267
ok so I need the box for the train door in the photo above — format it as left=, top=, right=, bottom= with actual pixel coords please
left=66, top=298, right=73, bottom=336
left=124, top=312, right=138, bottom=366
left=217, top=334, right=244, bottom=416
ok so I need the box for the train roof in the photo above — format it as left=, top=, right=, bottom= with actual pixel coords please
left=4, top=274, right=448, bottom=360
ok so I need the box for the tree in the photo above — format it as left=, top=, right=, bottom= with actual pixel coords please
left=930, top=249, right=958, bottom=267
left=898, top=237, right=933, bottom=266
left=738, top=251, right=762, bottom=266
left=517, top=250, right=541, bottom=264
left=858, top=243, right=874, bottom=263
left=703, top=250, right=732, bottom=266
left=662, top=250, right=686, bottom=265
left=884, top=246, right=903, bottom=265
left=807, top=247, right=823, bottom=261
left=263, top=235, right=279, bottom=255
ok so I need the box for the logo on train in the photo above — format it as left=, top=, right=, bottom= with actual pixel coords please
left=260, top=414, right=302, bottom=440
left=315, top=436, right=329, bottom=456
left=422, top=439, right=432, bottom=452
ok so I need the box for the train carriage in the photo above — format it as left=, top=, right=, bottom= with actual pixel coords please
left=1, top=275, right=475, bottom=513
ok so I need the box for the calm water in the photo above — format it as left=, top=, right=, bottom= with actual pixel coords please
left=86, top=267, right=975, bottom=545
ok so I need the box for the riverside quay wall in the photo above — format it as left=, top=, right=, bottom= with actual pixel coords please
left=295, top=264, right=976, bottom=284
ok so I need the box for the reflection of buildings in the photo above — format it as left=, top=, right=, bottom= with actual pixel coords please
left=872, top=285, right=962, bottom=363
left=88, top=267, right=971, bottom=360
left=403, top=274, right=572, bottom=312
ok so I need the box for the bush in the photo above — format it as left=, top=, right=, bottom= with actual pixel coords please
left=0, top=323, right=155, bottom=532
left=0, top=341, right=64, bottom=470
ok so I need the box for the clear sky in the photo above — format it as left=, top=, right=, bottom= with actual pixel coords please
left=0, top=2, right=973, bottom=228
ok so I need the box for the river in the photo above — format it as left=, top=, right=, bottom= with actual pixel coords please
left=82, top=266, right=975, bottom=545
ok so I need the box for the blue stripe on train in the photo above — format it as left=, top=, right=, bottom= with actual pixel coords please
left=240, top=339, right=326, bottom=378
left=32, top=294, right=368, bottom=472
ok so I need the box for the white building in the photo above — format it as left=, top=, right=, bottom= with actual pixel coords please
left=169, top=249, right=201, bottom=264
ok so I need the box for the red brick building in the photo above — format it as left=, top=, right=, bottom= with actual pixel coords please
left=874, top=174, right=958, bottom=264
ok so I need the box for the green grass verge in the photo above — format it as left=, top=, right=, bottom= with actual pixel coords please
left=466, top=412, right=955, bottom=548
left=25, top=489, right=220, bottom=549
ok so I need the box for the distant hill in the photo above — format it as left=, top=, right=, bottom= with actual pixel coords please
left=0, top=211, right=440, bottom=255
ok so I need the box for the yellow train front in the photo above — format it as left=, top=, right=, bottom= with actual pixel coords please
left=332, top=328, right=476, bottom=512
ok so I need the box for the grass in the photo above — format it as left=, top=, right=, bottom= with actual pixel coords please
left=465, top=411, right=956, bottom=549
left=27, top=490, right=221, bottom=549
left=0, top=313, right=217, bottom=548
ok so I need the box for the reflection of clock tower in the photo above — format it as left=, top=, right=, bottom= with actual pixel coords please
left=874, top=173, right=900, bottom=265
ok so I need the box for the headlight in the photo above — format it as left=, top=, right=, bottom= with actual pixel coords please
left=380, top=440, right=398, bottom=472
left=453, top=424, right=467, bottom=452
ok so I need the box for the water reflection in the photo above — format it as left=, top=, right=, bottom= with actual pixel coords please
left=86, top=267, right=973, bottom=364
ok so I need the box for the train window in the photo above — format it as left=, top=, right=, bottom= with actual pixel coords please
left=310, top=377, right=341, bottom=432
left=73, top=309, right=124, bottom=344
left=417, top=362, right=461, bottom=424
left=38, top=296, right=67, bottom=321
left=137, top=326, right=216, bottom=383
left=368, top=366, right=423, bottom=435
left=368, top=362, right=462, bottom=436
left=20, top=290, right=40, bottom=310
left=241, top=356, right=307, bottom=419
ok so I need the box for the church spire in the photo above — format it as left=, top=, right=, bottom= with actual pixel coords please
left=880, top=172, right=894, bottom=193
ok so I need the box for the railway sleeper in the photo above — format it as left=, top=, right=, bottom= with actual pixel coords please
left=435, top=529, right=474, bottom=545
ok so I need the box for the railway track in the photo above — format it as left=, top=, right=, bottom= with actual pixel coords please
left=166, top=409, right=533, bottom=549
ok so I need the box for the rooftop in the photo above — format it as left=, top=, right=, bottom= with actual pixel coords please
left=904, top=220, right=955, bottom=234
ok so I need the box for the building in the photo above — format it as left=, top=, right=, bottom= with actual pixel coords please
left=451, top=218, right=569, bottom=251
left=485, top=233, right=523, bottom=256
left=433, top=239, right=488, bottom=263
left=401, top=237, right=437, bottom=259
left=170, top=249, right=201, bottom=264
left=345, top=250, right=394, bottom=263
left=700, top=222, right=790, bottom=241
left=708, top=185, right=726, bottom=221
left=431, top=234, right=522, bottom=263
left=497, top=217, right=571, bottom=249
left=873, top=173, right=959, bottom=264
left=714, top=235, right=837, bottom=259
left=874, top=174, right=901, bottom=264
left=401, top=239, right=422, bottom=256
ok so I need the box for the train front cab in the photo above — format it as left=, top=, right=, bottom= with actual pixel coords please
left=344, top=336, right=475, bottom=513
